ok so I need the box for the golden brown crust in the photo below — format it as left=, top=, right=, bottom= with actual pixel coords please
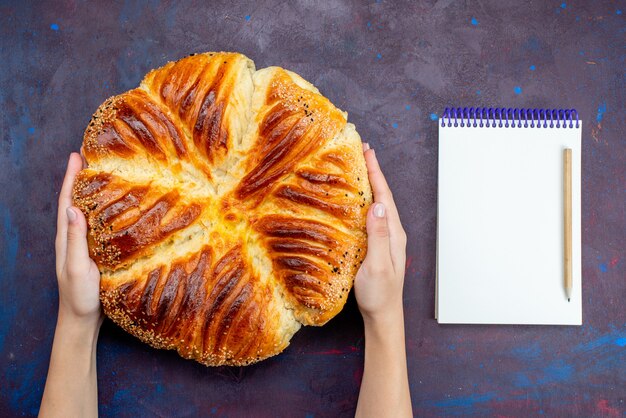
left=73, top=52, right=372, bottom=366
left=235, top=69, right=346, bottom=202
left=99, top=245, right=292, bottom=366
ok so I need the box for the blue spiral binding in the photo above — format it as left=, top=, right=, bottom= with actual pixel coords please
left=440, top=107, right=579, bottom=129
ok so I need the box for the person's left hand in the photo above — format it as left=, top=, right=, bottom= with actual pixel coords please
left=55, top=152, right=102, bottom=328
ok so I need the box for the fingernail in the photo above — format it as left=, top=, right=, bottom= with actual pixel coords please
left=373, top=202, right=385, bottom=218
left=66, top=207, right=77, bottom=222
left=363, top=142, right=370, bottom=151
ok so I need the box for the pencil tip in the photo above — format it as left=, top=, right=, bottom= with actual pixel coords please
left=568, top=298, right=570, bottom=302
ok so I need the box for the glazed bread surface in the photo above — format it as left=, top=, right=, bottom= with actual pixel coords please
left=73, top=52, right=372, bottom=366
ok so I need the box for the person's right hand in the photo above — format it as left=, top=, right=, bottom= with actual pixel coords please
left=354, top=143, right=413, bottom=418
left=55, top=152, right=102, bottom=328
left=354, top=143, right=407, bottom=324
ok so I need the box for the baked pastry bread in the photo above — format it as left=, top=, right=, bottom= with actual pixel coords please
left=73, top=52, right=372, bottom=366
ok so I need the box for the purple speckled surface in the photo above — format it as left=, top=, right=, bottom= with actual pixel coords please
left=1, top=1, right=625, bottom=417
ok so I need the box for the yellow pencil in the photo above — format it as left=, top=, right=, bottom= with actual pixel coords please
left=563, top=149, right=572, bottom=301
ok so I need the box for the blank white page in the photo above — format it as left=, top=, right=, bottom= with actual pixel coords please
left=437, top=123, right=582, bottom=325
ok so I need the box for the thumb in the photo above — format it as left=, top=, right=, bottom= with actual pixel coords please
left=65, top=207, right=91, bottom=276
left=364, top=202, right=391, bottom=265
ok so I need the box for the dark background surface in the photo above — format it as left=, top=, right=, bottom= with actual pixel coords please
left=1, top=1, right=624, bottom=417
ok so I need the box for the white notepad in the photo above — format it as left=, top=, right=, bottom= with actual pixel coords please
left=436, top=108, right=582, bottom=325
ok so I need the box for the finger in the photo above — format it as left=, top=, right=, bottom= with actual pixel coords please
left=364, top=149, right=394, bottom=208
left=56, top=153, right=84, bottom=271
left=79, top=145, right=88, bottom=168
left=60, top=152, right=83, bottom=207
left=365, top=149, right=405, bottom=240
left=363, top=149, right=407, bottom=267
left=64, top=206, right=92, bottom=278
left=363, top=202, right=392, bottom=273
